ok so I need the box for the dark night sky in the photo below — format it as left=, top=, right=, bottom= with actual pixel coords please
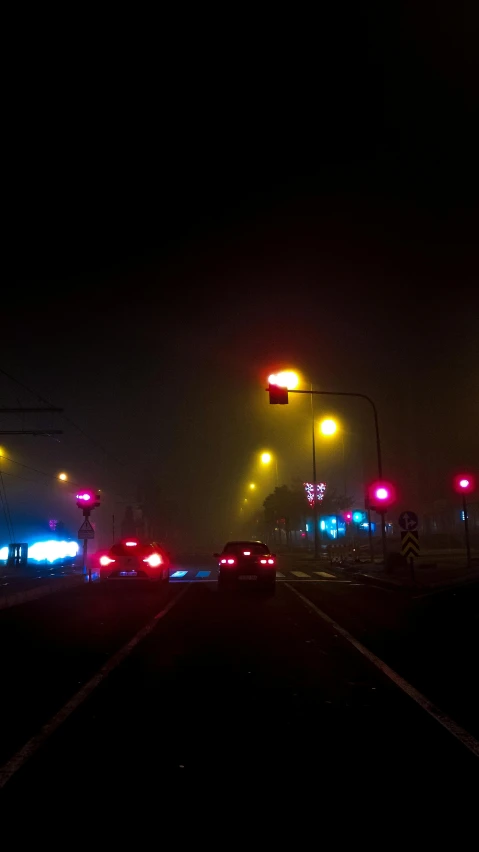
left=2, top=5, right=478, bottom=547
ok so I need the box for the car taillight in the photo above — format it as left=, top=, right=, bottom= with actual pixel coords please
left=220, top=558, right=227, bottom=564
left=143, top=553, right=162, bottom=567
left=260, top=559, right=267, bottom=564
left=267, top=558, right=275, bottom=564
left=243, top=551, right=251, bottom=555
left=125, top=541, right=138, bottom=547
left=100, top=556, right=115, bottom=566
left=227, top=558, right=236, bottom=565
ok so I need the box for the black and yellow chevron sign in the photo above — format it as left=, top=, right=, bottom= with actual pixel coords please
left=401, top=530, right=420, bottom=558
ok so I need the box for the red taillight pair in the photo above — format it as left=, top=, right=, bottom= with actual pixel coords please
left=220, top=558, right=236, bottom=565
left=143, top=553, right=162, bottom=567
left=260, top=558, right=275, bottom=565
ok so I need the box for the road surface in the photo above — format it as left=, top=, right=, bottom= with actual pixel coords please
left=0, top=558, right=478, bottom=807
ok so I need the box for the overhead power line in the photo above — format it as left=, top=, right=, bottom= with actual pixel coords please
left=0, top=366, right=124, bottom=467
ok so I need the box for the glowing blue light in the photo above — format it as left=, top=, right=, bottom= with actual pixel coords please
left=29, top=540, right=79, bottom=562
left=170, top=570, right=188, bottom=578
left=352, top=511, right=364, bottom=523
left=320, top=521, right=326, bottom=531
left=305, top=524, right=309, bottom=532
left=0, top=540, right=79, bottom=563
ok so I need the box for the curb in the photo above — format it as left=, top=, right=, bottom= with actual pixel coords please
left=354, top=571, right=479, bottom=594
left=0, top=575, right=86, bottom=611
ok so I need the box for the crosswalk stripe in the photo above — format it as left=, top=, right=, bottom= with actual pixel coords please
left=276, top=571, right=285, bottom=578
left=291, top=571, right=310, bottom=578
left=314, top=571, right=336, bottom=579
left=195, top=571, right=210, bottom=578
left=170, top=570, right=188, bottom=578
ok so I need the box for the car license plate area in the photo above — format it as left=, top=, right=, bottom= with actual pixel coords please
left=239, top=575, right=257, bottom=581
left=119, top=570, right=138, bottom=577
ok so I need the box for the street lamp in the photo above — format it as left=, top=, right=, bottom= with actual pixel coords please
left=260, top=451, right=278, bottom=487
left=58, top=472, right=68, bottom=481
left=319, top=418, right=338, bottom=437
left=249, top=483, right=256, bottom=490
left=318, top=417, right=347, bottom=497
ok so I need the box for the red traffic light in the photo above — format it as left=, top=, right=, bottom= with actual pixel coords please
left=453, top=473, right=475, bottom=495
left=76, top=489, right=101, bottom=509
left=367, top=480, right=396, bottom=511
left=268, top=383, right=289, bottom=404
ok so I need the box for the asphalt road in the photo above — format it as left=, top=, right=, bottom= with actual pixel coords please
left=0, top=560, right=478, bottom=808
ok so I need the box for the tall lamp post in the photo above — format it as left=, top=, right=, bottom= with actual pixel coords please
left=310, top=387, right=320, bottom=559
left=260, top=451, right=279, bottom=487
left=267, top=372, right=385, bottom=560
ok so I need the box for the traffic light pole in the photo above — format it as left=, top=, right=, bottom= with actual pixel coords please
left=82, top=508, right=91, bottom=582
left=310, top=388, right=320, bottom=559
left=463, top=494, right=471, bottom=569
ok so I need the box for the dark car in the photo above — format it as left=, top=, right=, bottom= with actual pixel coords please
left=214, top=540, right=276, bottom=594
left=98, top=539, right=170, bottom=581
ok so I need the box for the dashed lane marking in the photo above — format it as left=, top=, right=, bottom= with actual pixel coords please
left=285, top=582, right=479, bottom=760
left=0, top=585, right=190, bottom=790
left=291, top=571, right=310, bottom=578
left=314, top=571, right=336, bottom=579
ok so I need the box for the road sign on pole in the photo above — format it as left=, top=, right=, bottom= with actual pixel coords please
left=78, top=518, right=95, bottom=540
left=398, top=511, right=418, bottom=532
left=401, top=530, right=420, bottom=558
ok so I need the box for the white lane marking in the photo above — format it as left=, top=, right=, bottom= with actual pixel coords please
left=170, top=570, right=188, bottom=578
left=291, top=571, right=310, bottom=578
left=285, top=583, right=479, bottom=760
left=0, top=585, right=190, bottom=790
left=276, top=571, right=285, bottom=578
left=315, top=571, right=336, bottom=579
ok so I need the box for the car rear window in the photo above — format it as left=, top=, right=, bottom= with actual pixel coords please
left=223, top=542, right=269, bottom=555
